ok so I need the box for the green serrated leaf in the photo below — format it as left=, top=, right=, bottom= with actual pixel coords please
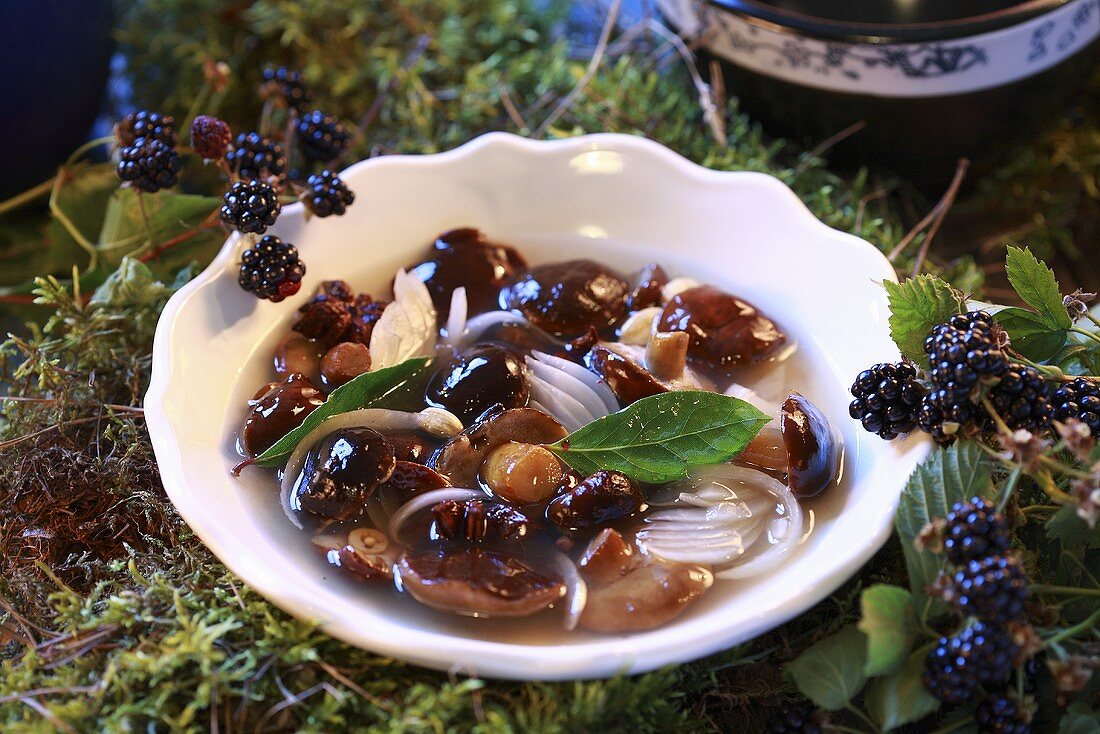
left=895, top=442, right=993, bottom=618
left=865, top=646, right=940, bottom=731
left=883, top=276, right=965, bottom=364
left=857, top=585, right=917, bottom=677
left=1046, top=504, right=1100, bottom=550
left=252, top=357, right=432, bottom=467
left=1059, top=701, right=1100, bottom=734
left=546, top=391, right=771, bottom=484
left=995, top=306, right=1069, bottom=361
left=1005, top=246, right=1072, bottom=330
left=787, top=626, right=869, bottom=711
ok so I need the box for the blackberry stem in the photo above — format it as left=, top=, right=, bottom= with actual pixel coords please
left=64, top=135, right=114, bottom=165
left=134, top=190, right=155, bottom=256
left=1084, top=311, right=1100, bottom=330
left=981, top=396, right=1012, bottom=435
left=0, top=176, right=55, bottom=215
left=1044, top=608, right=1100, bottom=645
left=1030, top=584, right=1100, bottom=597
left=995, top=465, right=1022, bottom=513
left=1008, top=354, right=1066, bottom=380
left=1069, top=326, right=1100, bottom=348
left=49, top=171, right=98, bottom=267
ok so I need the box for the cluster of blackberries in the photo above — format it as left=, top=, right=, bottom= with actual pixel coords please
left=922, top=497, right=1032, bottom=731
left=220, top=180, right=281, bottom=234
left=296, top=109, right=350, bottom=163
left=764, top=700, right=821, bottom=734
left=226, top=131, right=288, bottom=183
left=238, top=236, right=305, bottom=303
left=303, top=170, right=355, bottom=218
left=1052, top=377, right=1100, bottom=438
left=850, top=311, right=1057, bottom=445
left=115, top=111, right=183, bottom=193
left=262, top=67, right=314, bottom=111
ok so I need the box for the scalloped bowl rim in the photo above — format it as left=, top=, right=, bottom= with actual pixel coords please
left=145, top=132, right=930, bottom=680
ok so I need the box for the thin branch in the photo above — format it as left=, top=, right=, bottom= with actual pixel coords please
left=498, top=82, right=529, bottom=132
left=0, top=416, right=101, bottom=452
left=910, top=159, right=969, bottom=277
left=0, top=177, right=56, bottom=216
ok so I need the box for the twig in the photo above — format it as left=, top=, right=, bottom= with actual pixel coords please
left=19, top=697, right=76, bottom=734
left=0, top=686, right=94, bottom=706
left=805, top=120, right=867, bottom=163
left=911, top=159, right=969, bottom=277
left=534, top=0, right=622, bottom=138
left=0, top=396, right=144, bottom=414
left=887, top=158, right=968, bottom=269
left=0, top=416, right=101, bottom=452
left=334, top=34, right=432, bottom=168
left=640, top=18, right=725, bottom=145
left=498, top=82, right=529, bottom=132
left=314, top=660, right=394, bottom=712
left=0, top=177, right=56, bottom=216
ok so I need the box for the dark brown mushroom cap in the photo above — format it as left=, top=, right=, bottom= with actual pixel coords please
left=546, top=470, right=644, bottom=533
left=321, top=545, right=394, bottom=582
left=240, top=374, right=325, bottom=456
left=657, top=285, right=787, bottom=377
left=429, top=407, right=567, bottom=487
left=397, top=547, right=565, bottom=617
left=296, top=427, right=397, bottom=519
left=411, top=228, right=528, bottom=318
left=382, top=460, right=451, bottom=493
left=586, top=344, right=666, bottom=405
left=499, top=259, right=630, bottom=337
left=425, top=344, right=530, bottom=424
left=432, top=498, right=532, bottom=542
left=626, top=262, right=669, bottom=312
left=782, top=392, right=842, bottom=499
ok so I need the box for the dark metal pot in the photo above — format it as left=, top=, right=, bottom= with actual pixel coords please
left=0, top=0, right=114, bottom=198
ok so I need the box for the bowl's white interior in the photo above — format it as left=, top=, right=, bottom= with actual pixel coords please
left=147, top=133, right=929, bottom=679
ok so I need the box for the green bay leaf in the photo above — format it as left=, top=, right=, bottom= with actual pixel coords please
left=787, top=626, right=869, bottom=711
left=865, top=646, right=940, bottom=731
left=252, top=357, right=431, bottom=467
left=883, top=276, right=965, bottom=365
left=546, top=391, right=771, bottom=484
left=896, top=442, right=993, bottom=619
left=1005, top=246, right=1072, bottom=330
left=857, top=584, right=917, bottom=677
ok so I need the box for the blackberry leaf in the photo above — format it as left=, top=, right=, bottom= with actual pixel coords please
left=996, top=306, right=1069, bottom=361
left=884, top=275, right=966, bottom=365
left=865, top=647, right=940, bottom=731
left=858, top=585, right=918, bottom=677
left=787, top=626, right=869, bottom=711
left=1005, top=245, right=1073, bottom=330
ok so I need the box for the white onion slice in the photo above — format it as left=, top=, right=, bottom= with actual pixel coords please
left=550, top=550, right=587, bottom=631
left=530, top=351, right=618, bottom=413
left=279, top=408, right=460, bottom=527
left=370, top=269, right=437, bottom=370
left=458, top=310, right=530, bottom=350
left=525, top=355, right=609, bottom=422
left=526, top=368, right=595, bottom=431
left=617, top=307, right=661, bottom=345
left=387, top=487, right=485, bottom=542
left=729, top=355, right=794, bottom=406
left=724, top=382, right=778, bottom=418
left=442, top=287, right=468, bottom=349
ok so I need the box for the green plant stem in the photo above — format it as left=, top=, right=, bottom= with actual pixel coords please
left=1045, top=608, right=1100, bottom=645
left=996, top=465, right=1023, bottom=513
left=0, top=177, right=56, bottom=215
left=64, top=135, right=115, bottom=166
left=1069, top=326, right=1100, bottom=348
left=48, top=171, right=99, bottom=269
left=1010, top=353, right=1067, bottom=380
left=1031, top=584, right=1100, bottom=598
left=844, top=704, right=881, bottom=734
left=133, top=191, right=156, bottom=257
left=1084, top=311, right=1100, bottom=331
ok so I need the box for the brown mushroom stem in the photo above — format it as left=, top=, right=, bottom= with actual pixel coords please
left=646, top=330, right=689, bottom=381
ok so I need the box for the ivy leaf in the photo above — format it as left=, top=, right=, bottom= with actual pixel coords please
left=1046, top=504, right=1100, bottom=550
left=857, top=585, right=918, bottom=677
left=883, top=276, right=965, bottom=364
left=1059, top=702, right=1100, bottom=734
left=896, top=442, right=993, bottom=618
left=787, top=626, right=869, bottom=711
left=252, top=357, right=432, bottom=467
left=865, top=646, right=941, bottom=731
left=995, top=306, right=1069, bottom=362
left=1005, top=246, right=1072, bottom=330
left=546, top=391, right=771, bottom=484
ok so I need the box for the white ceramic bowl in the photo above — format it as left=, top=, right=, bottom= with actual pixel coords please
left=146, top=132, right=929, bottom=680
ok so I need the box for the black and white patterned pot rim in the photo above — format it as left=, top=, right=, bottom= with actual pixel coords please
left=658, top=0, right=1100, bottom=97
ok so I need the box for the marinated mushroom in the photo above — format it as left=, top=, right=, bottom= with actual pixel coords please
left=735, top=392, right=841, bottom=498
left=480, top=442, right=564, bottom=505
left=320, top=342, right=372, bottom=389
left=547, top=470, right=644, bottom=533
left=293, top=280, right=388, bottom=347
left=586, top=335, right=711, bottom=405
left=575, top=530, right=713, bottom=633
left=657, top=285, right=787, bottom=377
left=296, top=427, right=397, bottom=519
left=240, top=374, right=325, bottom=456
left=626, top=262, right=669, bottom=312
left=499, top=259, right=630, bottom=337
left=411, top=228, right=528, bottom=317
left=274, top=334, right=321, bottom=378
left=425, top=343, right=530, bottom=424
left=312, top=528, right=395, bottom=582
left=387, top=432, right=435, bottom=463
left=430, top=406, right=568, bottom=488
left=396, top=548, right=565, bottom=617
left=432, top=498, right=533, bottom=542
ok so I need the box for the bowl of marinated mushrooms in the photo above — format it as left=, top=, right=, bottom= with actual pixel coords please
left=145, top=132, right=930, bottom=680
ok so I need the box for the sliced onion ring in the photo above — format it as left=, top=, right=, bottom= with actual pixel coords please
left=550, top=550, right=587, bottom=631
left=530, top=350, right=618, bottom=413
left=458, top=310, right=529, bottom=350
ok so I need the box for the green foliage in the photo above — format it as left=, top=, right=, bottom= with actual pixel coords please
left=786, top=626, right=868, bottom=711
left=856, top=585, right=917, bottom=677
left=863, top=647, right=939, bottom=731
left=548, top=392, right=770, bottom=484
left=883, top=275, right=965, bottom=364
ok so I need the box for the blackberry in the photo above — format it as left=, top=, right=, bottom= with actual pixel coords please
left=923, top=622, right=1018, bottom=703
left=238, top=236, right=305, bottom=302
left=919, top=386, right=985, bottom=445
left=190, top=114, right=232, bottom=160
left=1052, top=377, right=1100, bottom=437
left=116, top=110, right=177, bottom=147
left=261, top=67, right=313, bottom=111
left=764, top=700, right=821, bottom=734
left=296, top=110, right=350, bottom=162
left=987, top=365, right=1052, bottom=432
left=943, top=496, right=1011, bottom=565
left=115, top=139, right=182, bottom=193
left=226, top=132, right=287, bottom=182
left=976, top=693, right=1030, bottom=734
left=220, top=180, right=281, bottom=234
left=303, top=170, right=355, bottom=218
left=849, top=362, right=927, bottom=439
left=948, top=555, right=1028, bottom=624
